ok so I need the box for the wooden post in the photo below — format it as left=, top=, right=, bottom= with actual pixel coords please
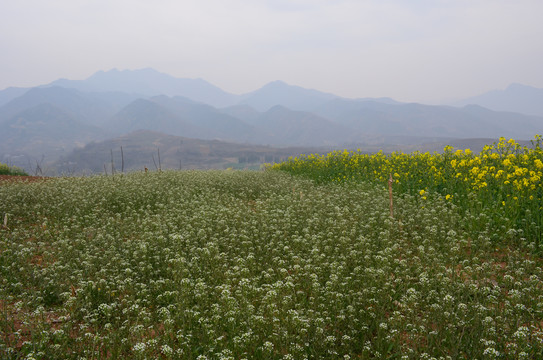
left=120, top=146, right=124, bottom=173
left=152, top=154, right=158, bottom=171
left=110, top=149, right=115, bottom=175
left=157, top=148, right=162, bottom=172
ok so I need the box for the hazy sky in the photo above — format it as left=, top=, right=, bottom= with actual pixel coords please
left=1, top=0, right=542, bottom=103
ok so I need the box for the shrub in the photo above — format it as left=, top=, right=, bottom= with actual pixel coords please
left=0, top=163, right=28, bottom=176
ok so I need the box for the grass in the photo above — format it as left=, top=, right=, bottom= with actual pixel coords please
left=1, top=170, right=542, bottom=359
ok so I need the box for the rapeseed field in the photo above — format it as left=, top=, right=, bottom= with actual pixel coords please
left=272, top=136, right=543, bottom=248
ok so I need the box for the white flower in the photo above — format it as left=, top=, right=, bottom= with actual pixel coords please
left=483, top=347, right=500, bottom=358
left=133, top=342, right=146, bottom=353
left=161, top=344, right=173, bottom=355
left=263, top=341, right=274, bottom=352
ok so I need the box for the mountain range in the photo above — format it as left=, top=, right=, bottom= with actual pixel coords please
left=454, top=83, right=543, bottom=118
left=1, top=68, right=542, bottom=174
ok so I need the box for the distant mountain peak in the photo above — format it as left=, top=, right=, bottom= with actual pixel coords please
left=241, top=81, right=338, bottom=112
left=505, top=83, right=540, bottom=92
left=87, top=67, right=161, bottom=80
left=506, top=83, right=523, bottom=90
left=44, top=68, right=240, bottom=107
left=266, top=104, right=290, bottom=112
left=87, top=68, right=117, bottom=78
left=265, top=80, right=289, bottom=87
left=260, top=80, right=323, bottom=92
left=454, top=83, right=543, bottom=117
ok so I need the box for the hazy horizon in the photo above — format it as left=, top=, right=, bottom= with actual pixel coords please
left=2, top=0, right=543, bottom=104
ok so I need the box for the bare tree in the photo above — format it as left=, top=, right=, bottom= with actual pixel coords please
left=150, top=148, right=163, bottom=172
left=33, top=155, right=45, bottom=176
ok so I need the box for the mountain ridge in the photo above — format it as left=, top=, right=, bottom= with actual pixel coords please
left=453, top=83, right=543, bottom=117
left=0, top=103, right=108, bottom=165
left=2, top=68, right=543, bottom=174
left=47, top=68, right=239, bottom=108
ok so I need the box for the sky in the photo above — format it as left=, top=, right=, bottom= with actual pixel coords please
left=1, top=0, right=542, bottom=103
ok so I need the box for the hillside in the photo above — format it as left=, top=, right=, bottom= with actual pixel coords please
left=0, top=87, right=29, bottom=107
left=54, top=130, right=329, bottom=174
left=0, top=103, right=108, bottom=168
left=239, top=80, right=338, bottom=111
left=314, top=99, right=543, bottom=139
left=0, top=86, right=137, bottom=126
left=149, top=96, right=261, bottom=142
left=254, top=105, right=357, bottom=146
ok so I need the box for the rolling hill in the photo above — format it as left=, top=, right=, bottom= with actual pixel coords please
left=54, top=130, right=329, bottom=174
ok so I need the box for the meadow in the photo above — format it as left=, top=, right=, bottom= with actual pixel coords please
left=0, top=152, right=542, bottom=358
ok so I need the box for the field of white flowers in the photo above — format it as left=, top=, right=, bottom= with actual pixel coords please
left=1, top=171, right=542, bottom=359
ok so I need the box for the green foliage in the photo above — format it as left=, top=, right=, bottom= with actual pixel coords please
left=1, top=171, right=542, bottom=358
left=0, top=162, right=28, bottom=176
left=271, top=136, right=543, bottom=249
